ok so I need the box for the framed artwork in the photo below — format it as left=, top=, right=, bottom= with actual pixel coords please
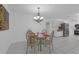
left=0, top=4, right=9, bottom=31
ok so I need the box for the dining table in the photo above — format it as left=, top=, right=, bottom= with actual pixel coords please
left=26, top=31, right=53, bottom=54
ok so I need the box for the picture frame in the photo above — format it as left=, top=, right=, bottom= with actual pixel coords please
left=0, top=4, right=9, bottom=31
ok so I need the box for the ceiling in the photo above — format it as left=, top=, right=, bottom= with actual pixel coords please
left=7, top=4, right=79, bottom=21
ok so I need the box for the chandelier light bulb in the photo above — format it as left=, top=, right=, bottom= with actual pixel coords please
left=34, top=17, right=37, bottom=19
left=37, top=16, right=40, bottom=19
left=40, top=17, right=44, bottom=20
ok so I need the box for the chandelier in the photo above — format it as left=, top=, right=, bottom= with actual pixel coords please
left=34, top=7, right=44, bottom=23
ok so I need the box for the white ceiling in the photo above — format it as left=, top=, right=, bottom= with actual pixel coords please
left=7, top=4, right=79, bottom=21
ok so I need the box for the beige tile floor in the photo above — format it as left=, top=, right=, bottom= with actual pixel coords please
left=53, top=35, right=79, bottom=54
left=7, top=35, right=79, bottom=54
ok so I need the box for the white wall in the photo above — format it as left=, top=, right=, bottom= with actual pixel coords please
left=13, top=12, right=67, bottom=42
left=0, top=5, right=15, bottom=53
left=11, top=12, right=50, bottom=42
left=0, top=7, right=70, bottom=53
left=1, top=4, right=79, bottom=53
left=0, top=5, right=54, bottom=53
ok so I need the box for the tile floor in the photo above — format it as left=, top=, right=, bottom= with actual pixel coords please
left=7, top=35, right=79, bottom=54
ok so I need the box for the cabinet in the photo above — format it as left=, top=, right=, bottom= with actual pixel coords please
left=57, top=23, right=69, bottom=37
left=63, top=23, right=69, bottom=37
left=74, top=24, right=79, bottom=35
